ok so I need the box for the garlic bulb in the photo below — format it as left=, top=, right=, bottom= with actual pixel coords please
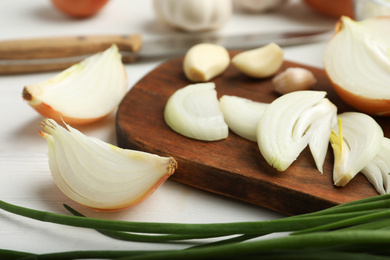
left=324, top=16, right=390, bottom=116
left=232, top=43, right=284, bottom=78
left=330, top=112, right=383, bottom=187
left=153, top=0, right=232, bottom=32
left=219, top=95, right=269, bottom=142
left=273, top=67, right=317, bottom=95
left=233, top=0, right=286, bottom=13
left=23, top=44, right=128, bottom=125
left=40, top=119, right=177, bottom=211
left=164, top=82, right=228, bottom=141
left=361, top=137, right=390, bottom=195
left=183, top=43, right=230, bottom=82
left=257, top=91, right=337, bottom=172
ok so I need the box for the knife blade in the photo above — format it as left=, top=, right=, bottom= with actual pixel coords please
left=0, top=30, right=331, bottom=74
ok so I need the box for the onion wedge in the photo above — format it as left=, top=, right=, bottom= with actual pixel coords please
left=219, top=95, right=269, bottom=142
left=330, top=112, right=383, bottom=187
left=324, top=16, right=390, bottom=116
left=40, top=119, right=177, bottom=211
left=257, top=91, right=337, bottom=172
left=164, top=82, right=228, bottom=141
left=361, top=137, right=390, bottom=195
left=23, top=44, right=128, bottom=125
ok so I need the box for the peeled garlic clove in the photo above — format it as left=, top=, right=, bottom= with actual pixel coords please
left=183, top=43, right=230, bottom=82
left=219, top=95, right=268, bottom=142
left=231, top=43, right=284, bottom=78
left=361, top=138, right=390, bottom=195
left=324, top=16, right=390, bottom=116
left=23, top=44, right=128, bottom=125
left=330, top=112, right=383, bottom=187
left=40, top=119, right=177, bottom=211
left=164, top=82, right=228, bottom=141
left=257, top=91, right=337, bottom=172
left=273, top=67, right=317, bottom=95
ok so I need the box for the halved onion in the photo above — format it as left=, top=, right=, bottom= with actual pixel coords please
left=330, top=112, right=383, bottom=187
left=361, top=137, right=390, bottom=195
left=257, top=91, right=337, bottom=172
left=23, top=44, right=128, bottom=125
left=324, top=16, right=390, bottom=116
left=219, top=95, right=269, bottom=142
left=40, top=119, right=177, bottom=211
left=164, top=82, right=228, bottom=141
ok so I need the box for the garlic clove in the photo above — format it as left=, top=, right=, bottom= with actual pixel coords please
left=324, top=16, right=390, bottom=116
left=257, top=90, right=337, bottom=172
left=164, top=82, right=228, bottom=141
left=183, top=43, right=230, bottom=82
left=361, top=137, right=390, bottom=195
left=22, top=44, right=128, bottom=125
left=153, top=0, right=232, bottom=32
left=219, top=95, right=269, bottom=142
left=40, top=119, right=177, bottom=211
left=330, top=112, right=383, bottom=187
left=231, top=43, right=284, bottom=78
left=272, top=67, right=317, bottom=95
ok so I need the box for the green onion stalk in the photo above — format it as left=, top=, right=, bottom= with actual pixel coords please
left=1, top=194, right=390, bottom=259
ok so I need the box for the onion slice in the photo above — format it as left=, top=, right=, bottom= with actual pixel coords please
left=330, top=112, right=383, bottom=187
left=164, top=82, right=228, bottom=141
left=40, top=119, right=177, bottom=211
left=23, top=44, right=128, bottom=125
left=361, top=138, right=390, bottom=195
left=257, top=91, right=337, bottom=172
left=219, top=95, right=269, bottom=142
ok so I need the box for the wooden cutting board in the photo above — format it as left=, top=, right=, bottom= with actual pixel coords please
left=116, top=51, right=387, bottom=216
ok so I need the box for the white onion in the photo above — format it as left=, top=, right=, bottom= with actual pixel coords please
left=23, top=44, right=128, bottom=125
left=219, top=95, right=268, bottom=142
left=40, top=119, right=177, bottom=210
left=257, top=91, right=337, bottom=172
left=330, top=112, right=383, bottom=187
left=164, top=82, right=228, bottom=141
left=361, top=138, right=390, bottom=195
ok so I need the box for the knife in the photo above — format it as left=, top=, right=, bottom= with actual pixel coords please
left=0, top=30, right=331, bottom=74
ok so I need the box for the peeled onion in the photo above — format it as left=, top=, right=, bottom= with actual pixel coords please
left=40, top=119, right=177, bottom=211
left=324, top=16, right=390, bottom=116
left=257, top=91, right=337, bottom=172
left=330, top=112, right=383, bottom=187
left=164, top=82, right=228, bottom=141
left=23, top=44, right=128, bottom=125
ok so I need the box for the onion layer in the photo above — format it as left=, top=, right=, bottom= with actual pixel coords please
left=330, top=112, right=383, bottom=187
left=164, top=82, right=228, bottom=141
left=219, top=95, right=268, bottom=142
left=40, top=119, right=177, bottom=211
left=257, top=91, right=337, bottom=172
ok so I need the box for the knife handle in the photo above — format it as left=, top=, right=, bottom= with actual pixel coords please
left=0, top=34, right=142, bottom=74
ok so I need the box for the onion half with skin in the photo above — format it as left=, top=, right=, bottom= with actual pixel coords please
left=23, top=44, right=128, bottom=125
left=257, top=91, right=337, bottom=173
left=219, top=95, right=269, bottom=142
left=330, top=112, right=383, bottom=187
left=40, top=119, right=177, bottom=211
left=361, top=137, right=390, bottom=195
left=164, top=82, right=228, bottom=141
left=324, top=16, right=390, bottom=116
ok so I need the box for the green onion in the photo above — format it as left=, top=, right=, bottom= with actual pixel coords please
left=1, top=194, right=390, bottom=259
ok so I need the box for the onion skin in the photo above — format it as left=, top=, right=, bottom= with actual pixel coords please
left=329, top=80, right=390, bottom=116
